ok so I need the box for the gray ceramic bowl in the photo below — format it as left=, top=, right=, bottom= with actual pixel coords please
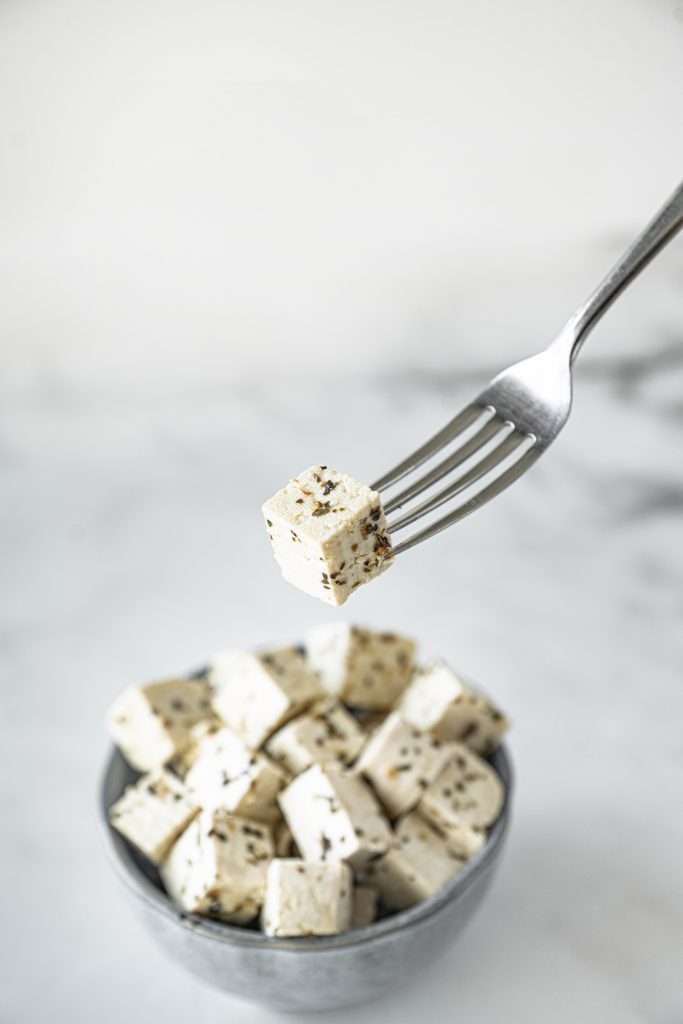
left=99, top=741, right=513, bottom=1013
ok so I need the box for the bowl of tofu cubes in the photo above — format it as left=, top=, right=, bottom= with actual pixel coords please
left=100, top=624, right=512, bottom=1012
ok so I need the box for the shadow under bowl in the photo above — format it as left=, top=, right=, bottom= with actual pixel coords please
left=99, top=742, right=513, bottom=1013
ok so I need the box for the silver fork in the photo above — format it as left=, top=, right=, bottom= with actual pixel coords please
left=373, top=179, right=683, bottom=555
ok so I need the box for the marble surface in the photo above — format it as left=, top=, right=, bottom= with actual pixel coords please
left=2, top=1, right=683, bottom=1021
left=3, top=344, right=683, bottom=1023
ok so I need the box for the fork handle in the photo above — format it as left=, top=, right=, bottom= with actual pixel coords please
left=561, top=178, right=683, bottom=362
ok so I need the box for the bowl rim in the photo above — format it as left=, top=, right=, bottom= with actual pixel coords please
left=99, top=738, right=513, bottom=951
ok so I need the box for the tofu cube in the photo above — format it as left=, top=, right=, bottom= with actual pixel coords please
left=266, top=698, right=367, bottom=774
left=108, top=769, right=199, bottom=864
left=352, top=885, right=379, bottom=929
left=367, top=811, right=466, bottom=910
left=278, top=763, right=392, bottom=867
left=262, top=466, right=393, bottom=606
left=262, top=859, right=353, bottom=937
left=419, top=742, right=504, bottom=836
left=436, top=822, right=486, bottom=860
left=211, top=646, right=322, bottom=748
left=400, top=660, right=509, bottom=755
left=167, top=717, right=223, bottom=779
left=106, top=677, right=213, bottom=772
left=306, top=623, right=416, bottom=710
left=355, top=711, right=456, bottom=818
left=185, top=726, right=288, bottom=823
left=161, top=811, right=273, bottom=924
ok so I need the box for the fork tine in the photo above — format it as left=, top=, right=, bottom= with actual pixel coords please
left=391, top=443, right=541, bottom=554
left=383, top=417, right=510, bottom=515
left=389, top=430, right=531, bottom=533
left=371, top=403, right=492, bottom=492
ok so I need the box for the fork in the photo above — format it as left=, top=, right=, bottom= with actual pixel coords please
left=373, top=179, right=683, bottom=555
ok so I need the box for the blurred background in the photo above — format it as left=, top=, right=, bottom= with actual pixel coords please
left=1, top=2, right=682, bottom=1022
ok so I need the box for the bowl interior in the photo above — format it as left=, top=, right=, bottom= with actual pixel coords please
left=99, top=730, right=513, bottom=950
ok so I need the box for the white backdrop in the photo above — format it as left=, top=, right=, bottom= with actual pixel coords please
left=2, top=0, right=682, bottom=401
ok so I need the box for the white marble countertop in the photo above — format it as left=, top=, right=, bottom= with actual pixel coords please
left=2, top=2, right=683, bottom=1021
left=3, top=348, right=683, bottom=1023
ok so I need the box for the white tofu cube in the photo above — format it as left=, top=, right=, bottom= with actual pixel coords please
left=185, top=726, right=288, bottom=823
left=266, top=698, right=366, bottom=774
left=167, top=717, right=223, bottom=779
left=400, top=660, right=509, bottom=755
left=437, top=822, right=486, bottom=860
left=106, top=677, right=213, bottom=772
left=262, top=466, right=393, bottom=606
left=419, top=743, right=504, bottom=835
left=278, top=763, right=392, bottom=867
left=262, top=859, right=353, bottom=937
left=211, top=646, right=322, bottom=748
left=367, top=811, right=465, bottom=910
left=108, top=769, right=199, bottom=865
left=352, top=885, right=379, bottom=929
left=161, top=811, right=273, bottom=924
left=355, top=711, right=456, bottom=818
left=306, top=623, right=416, bottom=709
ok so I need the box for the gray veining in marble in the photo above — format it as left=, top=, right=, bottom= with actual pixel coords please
left=2, top=346, right=683, bottom=1023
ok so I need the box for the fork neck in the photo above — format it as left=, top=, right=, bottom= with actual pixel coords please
left=553, top=178, right=683, bottom=365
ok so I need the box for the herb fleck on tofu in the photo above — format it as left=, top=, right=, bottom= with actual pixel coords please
left=261, top=466, right=394, bottom=605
